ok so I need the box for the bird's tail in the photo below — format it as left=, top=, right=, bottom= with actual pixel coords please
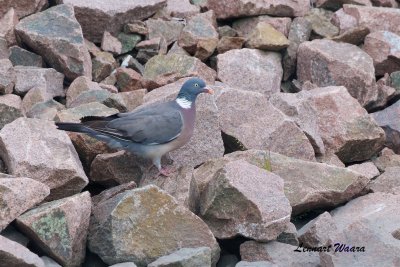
left=55, top=122, right=90, bottom=134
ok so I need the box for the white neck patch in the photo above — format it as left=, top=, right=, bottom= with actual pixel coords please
left=176, top=98, right=192, bottom=109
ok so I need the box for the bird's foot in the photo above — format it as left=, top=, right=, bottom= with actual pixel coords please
left=158, top=166, right=176, bottom=177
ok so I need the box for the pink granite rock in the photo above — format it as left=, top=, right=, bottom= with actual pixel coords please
left=16, top=192, right=91, bottom=267
left=372, top=147, right=400, bottom=171
left=0, top=8, right=18, bottom=46
left=0, top=236, right=45, bottom=267
left=0, top=0, right=47, bottom=19
left=66, top=76, right=103, bottom=107
left=0, top=178, right=50, bottom=231
left=115, top=68, right=143, bottom=92
left=363, top=31, right=400, bottom=76
left=331, top=8, right=358, bottom=34
left=217, top=49, right=282, bottom=97
left=55, top=0, right=167, bottom=43
left=0, top=58, right=15, bottom=95
left=370, top=166, right=400, bottom=193
left=146, top=18, right=185, bottom=46
left=297, top=39, right=376, bottom=107
left=0, top=94, right=23, bottom=129
left=217, top=37, right=246, bottom=54
left=347, top=162, right=380, bottom=179
left=232, top=15, right=291, bottom=38
left=101, top=31, right=122, bottom=55
left=15, top=5, right=92, bottom=81
left=200, top=160, right=292, bottom=241
left=162, top=0, right=200, bottom=18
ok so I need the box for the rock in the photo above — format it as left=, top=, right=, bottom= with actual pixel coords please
left=148, top=247, right=211, bottom=267
left=0, top=38, right=9, bottom=59
left=390, top=71, right=400, bottom=91
left=365, top=75, right=397, bottom=111
left=276, top=222, right=299, bottom=246
left=217, top=49, right=282, bottom=97
left=41, top=256, right=62, bottom=267
left=1, top=225, right=29, bottom=247
left=330, top=25, right=370, bottom=45
left=15, top=5, right=92, bottom=81
left=218, top=26, right=238, bottom=38
left=125, top=56, right=145, bottom=75
left=245, top=22, right=289, bottom=51
left=118, top=89, right=147, bottom=111
left=235, top=262, right=272, bottom=267
left=363, top=31, right=400, bottom=76
left=0, top=8, right=18, bottom=46
left=282, top=17, right=312, bottom=81
left=135, top=37, right=168, bottom=61
left=204, top=0, right=309, bottom=19
left=270, top=92, right=325, bottom=156
left=16, top=192, right=91, bottom=267
left=140, top=165, right=199, bottom=213
left=109, top=263, right=137, bottom=267
left=297, top=39, right=376, bottom=107
left=55, top=102, right=118, bottom=123
left=372, top=148, right=400, bottom=171
left=370, top=167, right=400, bottom=193
left=300, top=87, right=384, bottom=162
left=200, top=159, right=291, bottom=241
left=146, top=18, right=185, bottom=46
left=0, top=58, right=15, bottom=94
left=0, top=118, right=88, bottom=200
left=320, top=192, right=400, bottom=266
left=347, top=162, right=380, bottom=179
left=162, top=0, right=200, bottom=18
left=117, top=32, right=141, bottom=54
left=331, top=8, right=357, bottom=34
left=55, top=0, right=167, bottom=43
left=305, top=8, right=339, bottom=38
left=317, top=153, right=345, bottom=167
left=91, top=181, right=137, bottom=207
left=27, top=99, right=65, bottom=121
left=316, top=0, right=371, bottom=10
left=341, top=4, right=400, bottom=35
left=168, top=42, right=190, bottom=56
left=66, top=76, right=103, bottom=107
left=14, top=66, right=65, bottom=98
left=0, top=94, right=23, bottom=130
left=0, top=236, right=45, bottom=267
left=9, top=46, right=44, bottom=67
left=143, top=54, right=216, bottom=89
left=372, top=100, right=400, bottom=153
left=0, top=0, right=47, bottom=19
left=124, top=21, right=148, bottom=36
left=297, top=211, right=338, bottom=247
left=224, top=150, right=371, bottom=215
left=178, top=11, right=218, bottom=61
left=371, top=0, right=398, bottom=7
left=143, top=78, right=223, bottom=167
left=84, top=39, right=101, bottom=56
left=101, top=31, right=122, bottom=55
left=217, top=36, right=245, bottom=54
left=90, top=151, right=143, bottom=186
left=215, top=86, right=315, bottom=161
left=88, top=185, right=220, bottom=266
left=232, top=15, right=291, bottom=38
left=91, top=51, right=118, bottom=82
left=68, top=89, right=112, bottom=108
left=0, top=178, right=50, bottom=231
left=115, top=68, right=143, bottom=92
left=240, top=241, right=320, bottom=266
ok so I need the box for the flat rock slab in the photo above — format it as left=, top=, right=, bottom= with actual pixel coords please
left=88, top=185, right=220, bottom=267
left=297, top=39, right=376, bottom=107
left=217, top=49, right=282, bottom=97
left=0, top=118, right=88, bottom=200
left=55, top=0, right=167, bottom=43
left=0, top=235, right=45, bottom=267
left=0, top=178, right=50, bottom=231
left=200, top=159, right=291, bottom=241
left=16, top=192, right=91, bottom=267
left=15, top=4, right=92, bottom=81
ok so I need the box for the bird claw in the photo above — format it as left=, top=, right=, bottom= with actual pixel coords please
left=158, top=166, right=176, bottom=177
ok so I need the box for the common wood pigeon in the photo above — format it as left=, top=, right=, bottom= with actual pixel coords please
left=56, top=78, right=213, bottom=176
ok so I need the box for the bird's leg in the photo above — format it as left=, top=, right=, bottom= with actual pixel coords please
left=153, top=157, right=176, bottom=177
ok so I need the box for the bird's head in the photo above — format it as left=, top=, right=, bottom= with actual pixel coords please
left=176, top=78, right=213, bottom=108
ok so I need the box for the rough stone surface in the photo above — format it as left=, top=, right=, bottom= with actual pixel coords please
left=101, top=31, right=122, bottom=55
left=143, top=54, right=216, bottom=89
left=162, top=0, right=200, bottom=18
left=147, top=247, right=211, bottom=267
left=27, top=99, right=65, bottom=121
left=92, top=51, right=118, bottom=82
left=124, top=21, right=148, bottom=36
left=224, top=150, right=371, bottom=215
left=0, top=178, right=50, bottom=231
left=347, top=162, right=380, bottom=179
left=245, top=22, right=289, bottom=51
left=0, top=38, right=8, bottom=59
left=55, top=0, right=167, bottom=43
left=66, top=76, right=102, bottom=107
left=55, top=102, right=118, bottom=123
left=330, top=25, right=370, bottom=45
left=16, top=192, right=91, bottom=267
left=147, top=19, right=184, bottom=46
left=217, top=36, right=245, bottom=54
left=372, top=147, right=400, bottom=171
left=68, top=89, right=112, bottom=109
left=204, top=0, right=310, bottom=19
left=0, top=94, right=23, bottom=130
left=217, top=49, right=282, bottom=97
left=14, top=66, right=64, bottom=98
left=215, top=86, right=315, bottom=161
left=297, top=39, right=376, bottom=107
left=115, top=68, right=143, bottom=92
left=232, top=15, right=291, bottom=38
left=92, top=182, right=137, bottom=208
left=0, top=59, right=15, bottom=95
left=363, top=31, right=400, bottom=76
left=9, top=46, right=44, bottom=67
left=0, top=0, right=47, bottom=19
left=0, top=235, right=45, bottom=267
left=15, top=5, right=92, bottom=81
left=88, top=185, right=220, bottom=267
left=369, top=167, right=400, bottom=193
left=200, top=160, right=291, bottom=241
left=0, top=118, right=88, bottom=200
left=0, top=8, right=18, bottom=46
left=240, top=241, right=320, bottom=266
left=372, top=100, right=400, bottom=153
left=304, top=8, right=339, bottom=38
left=143, top=78, right=223, bottom=167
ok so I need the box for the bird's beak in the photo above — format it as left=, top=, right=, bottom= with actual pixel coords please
left=203, top=87, right=214, bottom=94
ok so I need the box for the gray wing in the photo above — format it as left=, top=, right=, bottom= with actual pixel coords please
left=89, top=102, right=183, bottom=145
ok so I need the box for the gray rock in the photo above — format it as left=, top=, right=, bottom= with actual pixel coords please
left=0, top=235, right=45, bottom=267
left=0, top=58, right=15, bottom=95
left=0, top=94, right=23, bottom=130
left=0, top=0, right=47, bottom=19
left=369, top=167, right=400, bottom=193
left=55, top=102, right=118, bottom=123
left=148, top=247, right=211, bottom=267
left=372, top=147, right=400, bottom=172
left=9, top=46, right=44, bottom=67
left=147, top=18, right=185, bottom=46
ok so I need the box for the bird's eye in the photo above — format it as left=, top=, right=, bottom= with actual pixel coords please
left=194, top=83, right=199, bottom=87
